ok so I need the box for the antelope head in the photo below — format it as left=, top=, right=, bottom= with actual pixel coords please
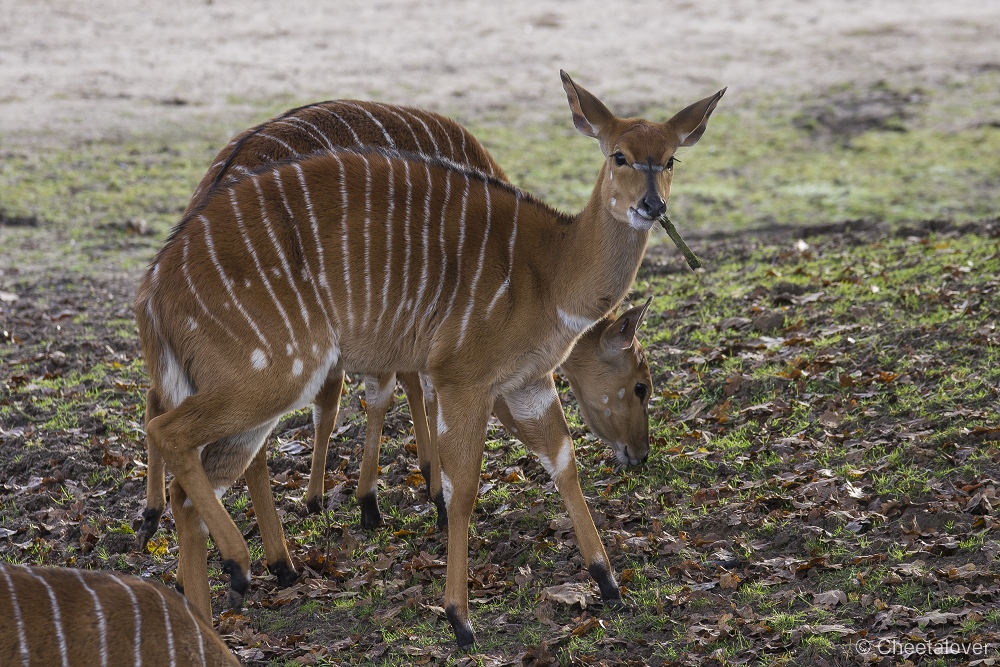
left=561, top=298, right=653, bottom=466
left=560, top=70, right=726, bottom=232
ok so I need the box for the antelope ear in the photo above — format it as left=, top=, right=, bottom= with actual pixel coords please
left=665, top=87, right=727, bottom=147
left=601, top=297, right=653, bottom=354
left=560, top=70, right=616, bottom=151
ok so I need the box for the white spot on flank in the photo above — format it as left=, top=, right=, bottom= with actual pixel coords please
left=292, top=358, right=304, bottom=376
left=286, top=343, right=293, bottom=356
left=244, top=278, right=252, bottom=289
left=601, top=395, right=609, bottom=404
left=312, top=343, right=319, bottom=356
left=617, top=388, right=626, bottom=400
left=251, top=348, right=268, bottom=370
left=160, top=347, right=194, bottom=410
left=604, top=408, right=612, bottom=417
left=186, top=317, right=197, bottom=331
left=440, top=470, right=454, bottom=507
left=611, top=197, right=616, bottom=206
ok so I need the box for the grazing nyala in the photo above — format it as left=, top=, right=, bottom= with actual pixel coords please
left=135, top=70, right=724, bottom=646
left=0, top=562, right=239, bottom=667
left=138, top=101, right=655, bottom=550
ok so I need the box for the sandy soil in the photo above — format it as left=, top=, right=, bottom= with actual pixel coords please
left=2, top=0, right=999, bottom=145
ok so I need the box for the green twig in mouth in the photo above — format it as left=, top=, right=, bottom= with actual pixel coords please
left=658, top=214, right=702, bottom=270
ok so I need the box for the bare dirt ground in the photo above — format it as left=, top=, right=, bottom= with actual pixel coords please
left=2, top=0, right=999, bottom=144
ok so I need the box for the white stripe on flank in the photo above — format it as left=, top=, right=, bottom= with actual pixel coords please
left=341, top=102, right=396, bottom=148
left=293, top=162, right=340, bottom=327
left=425, top=113, right=456, bottom=161
left=181, top=237, right=241, bottom=344
left=323, top=155, right=354, bottom=330
left=180, top=599, right=207, bottom=667
left=361, top=153, right=373, bottom=325
left=379, top=105, right=427, bottom=153
left=25, top=567, right=69, bottom=667
left=256, top=132, right=302, bottom=158
left=456, top=179, right=492, bottom=347
left=389, top=160, right=414, bottom=335
left=424, top=170, right=453, bottom=329
left=485, top=192, right=519, bottom=317
left=319, top=107, right=363, bottom=146
left=411, top=161, right=435, bottom=324
left=272, top=168, right=337, bottom=331
left=111, top=576, right=143, bottom=667
left=276, top=117, right=335, bottom=151
left=153, top=585, right=177, bottom=667
left=72, top=569, right=108, bottom=667
left=1, top=565, right=30, bottom=667
left=230, top=189, right=299, bottom=352
left=440, top=173, right=471, bottom=328
left=251, top=176, right=311, bottom=329
left=374, top=158, right=396, bottom=332
left=200, top=215, right=272, bottom=353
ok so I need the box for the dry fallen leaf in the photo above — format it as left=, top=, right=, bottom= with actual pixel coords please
left=540, top=583, right=596, bottom=609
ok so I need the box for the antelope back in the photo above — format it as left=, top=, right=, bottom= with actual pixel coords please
left=140, top=147, right=576, bottom=418
left=188, top=100, right=506, bottom=216
left=0, top=563, right=239, bottom=667
left=560, top=300, right=653, bottom=465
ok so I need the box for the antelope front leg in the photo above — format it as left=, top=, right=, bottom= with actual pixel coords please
left=137, top=388, right=167, bottom=551
left=433, top=383, right=492, bottom=648
left=356, top=374, right=396, bottom=529
left=305, top=369, right=345, bottom=514
left=496, top=375, right=623, bottom=608
left=243, top=445, right=298, bottom=587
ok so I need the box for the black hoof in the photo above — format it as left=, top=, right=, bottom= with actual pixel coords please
left=433, top=493, right=448, bottom=531
left=446, top=604, right=476, bottom=649
left=135, top=507, right=163, bottom=552
left=306, top=496, right=324, bottom=515
left=269, top=560, right=298, bottom=588
left=359, top=492, right=383, bottom=530
left=420, top=462, right=432, bottom=500
left=222, top=559, right=249, bottom=611
left=588, top=562, right=623, bottom=606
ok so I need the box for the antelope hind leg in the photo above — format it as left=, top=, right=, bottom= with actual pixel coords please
left=305, top=369, right=345, bottom=514
left=496, top=375, right=623, bottom=607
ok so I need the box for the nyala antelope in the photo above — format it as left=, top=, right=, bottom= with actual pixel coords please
left=136, top=99, right=655, bottom=555
left=0, top=563, right=239, bottom=667
left=135, top=71, right=724, bottom=646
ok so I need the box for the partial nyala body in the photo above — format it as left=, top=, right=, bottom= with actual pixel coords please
left=0, top=562, right=239, bottom=667
left=139, top=100, right=653, bottom=542
left=136, top=71, right=724, bottom=646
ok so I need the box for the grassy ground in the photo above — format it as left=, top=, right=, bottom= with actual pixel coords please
left=1, top=72, right=999, bottom=665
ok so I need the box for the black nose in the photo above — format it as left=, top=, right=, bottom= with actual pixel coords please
left=640, top=194, right=665, bottom=219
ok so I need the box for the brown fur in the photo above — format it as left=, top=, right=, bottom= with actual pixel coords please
left=0, top=563, right=239, bottom=667
left=135, top=72, right=724, bottom=645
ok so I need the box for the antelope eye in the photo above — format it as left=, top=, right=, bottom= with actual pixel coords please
left=666, top=156, right=675, bottom=170
left=613, top=151, right=628, bottom=167
left=634, top=383, right=648, bottom=401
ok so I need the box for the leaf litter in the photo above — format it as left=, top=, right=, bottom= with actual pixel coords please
left=0, top=219, right=998, bottom=664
